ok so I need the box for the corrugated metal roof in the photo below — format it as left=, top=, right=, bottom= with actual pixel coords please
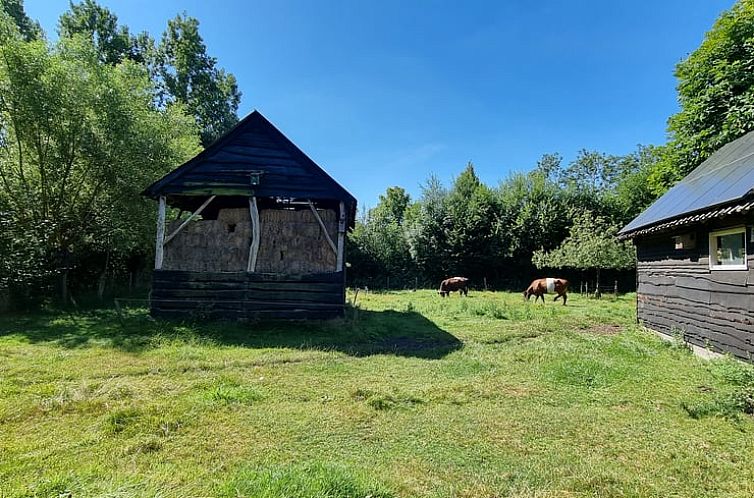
left=620, top=130, right=754, bottom=236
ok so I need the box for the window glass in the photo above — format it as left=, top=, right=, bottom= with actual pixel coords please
left=714, top=232, right=745, bottom=266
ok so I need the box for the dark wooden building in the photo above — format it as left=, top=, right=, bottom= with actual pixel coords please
left=620, top=131, right=754, bottom=361
left=142, top=111, right=356, bottom=319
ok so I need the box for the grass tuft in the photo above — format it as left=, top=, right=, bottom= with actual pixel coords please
left=202, top=379, right=265, bottom=406
left=102, top=407, right=142, bottom=434
left=218, top=461, right=395, bottom=498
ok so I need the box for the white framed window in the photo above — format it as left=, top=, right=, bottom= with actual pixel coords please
left=709, top=227, right=748, bottom=270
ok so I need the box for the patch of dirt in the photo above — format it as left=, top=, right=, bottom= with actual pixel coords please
left=582, top=324, right=624, bottom=335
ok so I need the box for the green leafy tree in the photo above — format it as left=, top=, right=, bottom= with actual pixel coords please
left=372, top=186, right=410, bottom=224
left=558, top=149, right=621, bottom=193
left=652, top=0, right=754, bottom=193
left=157, top=13, right=241, bottom=146
left=532, top=210, right=635, bottom=293
left=444, top=162, right=503, bottom=280
left=0, top=34, right=200, bottom=298
left=535, top=152, right=563, bottom=182
left=497, top=169, right=570, bottom=266
left=58, top=0, right=147, bottom=65
left=405, top=175, right=452, bottom=281
left=349, top=186, right=414, bottom=287
left=0, top=0, right=42, bottom=41
left=612, top=144, right=663, bottom=223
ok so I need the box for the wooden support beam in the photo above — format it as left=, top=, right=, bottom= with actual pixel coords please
left=336, top=201, right=346, bottom=271
left=308, top=201, right=337, bottom=255
left=163, top=195, right=216, bottom=246
left=247, top=196, right=261, bottom=272
left=154, top=195, right=166, bottom=270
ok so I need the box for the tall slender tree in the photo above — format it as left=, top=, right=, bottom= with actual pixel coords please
left=157, top=13, right=241, bottom=146
left=0, top=0, right=42, bottom=41
left=58, top=0, right=146, bottom=64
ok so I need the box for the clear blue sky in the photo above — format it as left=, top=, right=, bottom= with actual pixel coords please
left=28, top=0, right=734, bottom=209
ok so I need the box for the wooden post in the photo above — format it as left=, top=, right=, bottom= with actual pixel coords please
left=247, top=196, right=261, bottom=272
left=154, top=195, right=166, bottom=270
left=308, top=201, right=337, bottom=255
left=336, top=201, right=346, bottom=272
left=163, top=195, right=216, bottom=246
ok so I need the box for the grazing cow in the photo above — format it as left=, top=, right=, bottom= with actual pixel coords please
left=524, top=277, right=569, bottom=305
left=438, top=277, right=469, bottom=297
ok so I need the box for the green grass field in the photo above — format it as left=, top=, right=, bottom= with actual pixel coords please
left=1, top=290, right=753, bottom=497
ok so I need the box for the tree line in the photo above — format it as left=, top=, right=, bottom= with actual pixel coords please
left=347, top=150, right=645, bottom=291
left=3, top=0, right=754, bottom=304
left=0, top=0, right=239, bottom=305
left=348, top=0, right=754, bottom=291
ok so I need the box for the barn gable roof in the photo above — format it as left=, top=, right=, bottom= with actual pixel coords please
left=142, top=110, right=356, bottom=206
left=620, top=130, right=754, bottom=238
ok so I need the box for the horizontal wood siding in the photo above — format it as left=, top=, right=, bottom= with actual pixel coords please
left=636, top=224, right=754, bottom=361
left=151, top=270, right=345, bottom=320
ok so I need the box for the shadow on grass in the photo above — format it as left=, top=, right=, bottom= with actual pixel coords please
left=0, top=308, right=462, bottom=359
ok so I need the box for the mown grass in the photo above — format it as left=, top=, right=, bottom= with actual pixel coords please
left=1, top=290, right=753, bottom=497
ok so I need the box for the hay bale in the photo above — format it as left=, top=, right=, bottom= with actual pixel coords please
left=163, top=208, right=251, bottom=272
left=256, top=208, right=337, bottom=274
left=162, top=207, right=337, bottom=274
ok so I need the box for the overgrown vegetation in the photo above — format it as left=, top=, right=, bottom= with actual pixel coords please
left=0, top=0, right=239, bottom=305
left=1, top=292, right=753, bottom=497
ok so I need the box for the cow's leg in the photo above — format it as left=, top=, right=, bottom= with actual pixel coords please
left=562, top=293, right=567, bottom=306
left=554, top=294, right=560, bottom=301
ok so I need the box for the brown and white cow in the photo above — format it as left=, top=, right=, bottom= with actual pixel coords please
left=438, top=277, right=469, bottom=297
left=524, top=277, right=569, bottom=305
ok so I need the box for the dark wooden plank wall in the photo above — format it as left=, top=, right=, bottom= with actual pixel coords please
left=636, top=221, right=754, bottom=361
left=151, top=270, right=346, bottom=320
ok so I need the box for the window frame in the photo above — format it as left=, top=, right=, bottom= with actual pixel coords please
left=708, top=226, right=748, bottom=271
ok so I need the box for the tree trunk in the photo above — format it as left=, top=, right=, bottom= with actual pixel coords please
left=97, top=250, right=110, bottom=301
left=594, top=267, right=602, bottom=299
left=61, top=270, right=68, bottom=305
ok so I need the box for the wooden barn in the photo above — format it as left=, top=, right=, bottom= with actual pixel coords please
left=142, top=110, right=356, bottom=320
left=620, top=131, right=754, bottom=361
